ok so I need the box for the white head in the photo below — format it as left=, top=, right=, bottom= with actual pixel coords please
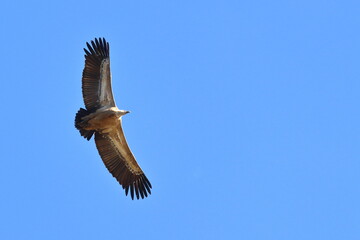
left=117, top=109, right=130, bottom=117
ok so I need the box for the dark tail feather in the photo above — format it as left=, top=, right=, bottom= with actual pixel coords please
left=75, top=108, right=95, bottom=141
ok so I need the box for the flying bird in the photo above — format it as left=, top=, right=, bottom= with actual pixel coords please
left=75, top=38, right=152, bottom=200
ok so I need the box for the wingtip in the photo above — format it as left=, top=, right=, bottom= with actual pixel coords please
left=84, top=37, right=109, bottom=58
left=125, top=175, right=152, bottom=200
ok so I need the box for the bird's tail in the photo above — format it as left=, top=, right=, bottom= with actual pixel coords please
left=75, top=108, right=95, bottom=141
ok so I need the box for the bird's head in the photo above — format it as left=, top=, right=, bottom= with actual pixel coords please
left=117, top=110, right=130, bottom=118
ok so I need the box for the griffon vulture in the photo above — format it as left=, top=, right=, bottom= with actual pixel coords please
left=75, top=38, right=152, bottom=200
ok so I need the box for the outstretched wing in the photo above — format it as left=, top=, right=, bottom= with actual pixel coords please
left=94, top=121, right=152, bottom=200
left=82, top=38, right=116, bottom=111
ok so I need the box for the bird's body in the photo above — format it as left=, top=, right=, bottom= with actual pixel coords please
left=75, top=38, right=152, bottom=200
left=78, top=107, right=125, bottom=134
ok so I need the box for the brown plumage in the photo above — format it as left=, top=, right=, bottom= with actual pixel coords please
left=75, top=38, right=152, bottom=200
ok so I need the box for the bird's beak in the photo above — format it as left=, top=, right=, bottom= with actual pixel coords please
left=125, top=111, right=130, bottom=114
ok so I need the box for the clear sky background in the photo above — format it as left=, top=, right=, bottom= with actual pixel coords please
left=1, top=0, right=359, bottom=239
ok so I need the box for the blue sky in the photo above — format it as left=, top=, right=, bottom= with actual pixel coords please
left=1, top=0, right=359, bottom=239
